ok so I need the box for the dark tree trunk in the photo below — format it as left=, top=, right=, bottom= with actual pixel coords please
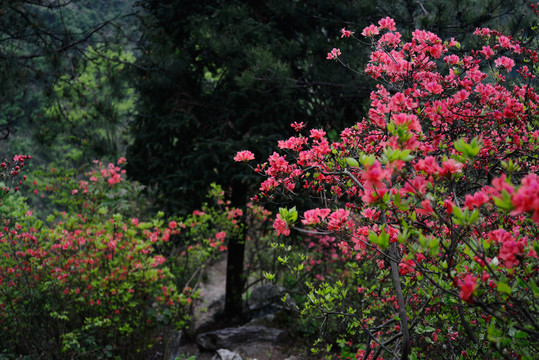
left=224, top=181, right=247, bottom=318
left=224, top=226, right=245, bottom=318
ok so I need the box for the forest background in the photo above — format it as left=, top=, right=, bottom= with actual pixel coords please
left=0, top=1, right=538, bottom=359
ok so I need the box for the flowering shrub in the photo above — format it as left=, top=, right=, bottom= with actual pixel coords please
left=0, top=160, right=234, bottom=359
left=238, top=16, right=539, bottom=360
left=27, top=157, right=145, bottom=219
left=160, top=183, right=245, bottom=292
left=0, top=155, right=30, bottom=199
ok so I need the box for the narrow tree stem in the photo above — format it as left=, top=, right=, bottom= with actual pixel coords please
left=389, top=242, right=410, bottom=360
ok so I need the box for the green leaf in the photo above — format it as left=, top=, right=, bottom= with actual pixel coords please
left=279, top=206, right=298, bottom=224
left=264, top=272, right=275, bottom=280
left=529, top=280, right=539, bottom=298
left=369, top=229, right=389, bottom=250
left=452, top=205, right=464, bottom=224
left=277, top=256, right=288, bottom=265
left=454, top=137, right=482, bottom=159
left=493, top=189, right=513, bottom=211
left=469, top=209, right=479, bottom=224
left=496, top=281, right=512, bottom=295
left=359, top=154, right=376, bottom=166
left=345, top=157, right=360, bottom=167
left=394, top=192, right=401, bottom=207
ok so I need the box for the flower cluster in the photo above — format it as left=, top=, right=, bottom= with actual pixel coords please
left=241, top=17, right=539, bottom=359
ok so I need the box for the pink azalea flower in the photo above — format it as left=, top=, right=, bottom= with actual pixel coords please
left=361, top=161, right=391, bottom=190
left=378, top=17, right=396, bottom=31
left=361, top=24, right=379, bottom=37
left=340, top=27, right=354, bottom=38
left=440, top=159, right=463, bottom=176
left=498, top=35, right=513, bottom=49
left=326, top=48, right=341, bottom=60
left=309, top=128, right=326, bottom=140
left=498, top=239, right=522, bottom=268
left=511, top=174, right=539, bottom=222
left=234, top=150, right=255, bottom=162
left=273, top=214, right=290, bottom=236
left=291, top=122, right=305, bottom=131
left=302, top=208, right=331, bottom=225
left=416, top=199, right=434, bottom=216
left=494, top=56, right=515, bottom=72
left=458, top=274, right=478, bottom=302
left=488, top=229, right=514, bottom=244
left=464, top=191, right=489, bottom=210
left=479, top=45, right=495, bottom=59
left=414, top=156, right=442, bottom=176
left=327, top=209, right=350, bottom=231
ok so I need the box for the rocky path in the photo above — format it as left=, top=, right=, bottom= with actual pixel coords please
left=171, top=257, right=309, bottom=360
left=192, top=257, right=227, bottom=331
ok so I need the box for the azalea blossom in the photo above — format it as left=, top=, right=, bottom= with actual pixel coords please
left=302, top=208, right=331, bottom=225
left=241, top=17, right=539, bottom=359
left=361, top=24, right=379, bottom=37
left=479, top=45, right=495, bottom=59
left=326, top=48, right=341, bottom=60
left=291, top=121, right=305, bottom=131
left=378, top=16, right=396, bottom=31
left=327, top=209, right=351, bottom=231
left=273, top=214, right=290, bottom=236
left=464, top=191, right=489, bottom=210
left=340, top=27, right=354, bottom=38
left=361, top=160, right=391, bottom=190
left=494, top=56, right=515, bottom=72
left=234, top=150, right=255, bottom=162
left=458, top=274, right=478, bottom=302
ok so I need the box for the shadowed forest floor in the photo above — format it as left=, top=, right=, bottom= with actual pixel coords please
left=174, top=258, right=312, bottom=360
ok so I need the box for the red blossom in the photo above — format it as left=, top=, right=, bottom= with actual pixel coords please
left=464, top=191, right=489, bottom=210
left=340, top=27, right=354, bottom=38
left=242, top=17, right=539, bottom=358
left=361, top=161, right=391, bottom=190
left=273, top=214, right=290, bottom=236
left=511, top=174, right=539, bottom=222
left=361, top=24, right=379, bottom=37
left=327, top=209, right=350, bottom=231
left=233, top=150, right=255, bottom=162
left=458, top=274, right=478, bottom=302
left=301, top=208, right=331, bottom=225
left=494, top=56, right=515, bottom=71
left=326, top=48, right=341, bottom=60
left=378, top=16, right=396, bottom=31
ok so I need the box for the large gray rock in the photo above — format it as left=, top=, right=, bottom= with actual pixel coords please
left=248, top=284, right=282, bottom=311
left=197, top=325, right=289, bottom=351
left=248, top=284, right=296, bottom=318
left=212, top=349, right=243, bottom=360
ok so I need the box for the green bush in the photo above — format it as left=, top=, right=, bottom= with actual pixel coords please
left=0, top=159, right=234, bottom=359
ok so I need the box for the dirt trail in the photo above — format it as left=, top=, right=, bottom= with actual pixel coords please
left=192, top=257, right=227, bottom=330
left=174, top=257, right=308, bottom=360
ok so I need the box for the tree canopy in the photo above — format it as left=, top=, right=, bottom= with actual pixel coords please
left=127, top=0, right=536, bottom=214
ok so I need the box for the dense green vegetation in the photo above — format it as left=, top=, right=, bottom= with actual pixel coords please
left=0, top=0, right=538, bottom=359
